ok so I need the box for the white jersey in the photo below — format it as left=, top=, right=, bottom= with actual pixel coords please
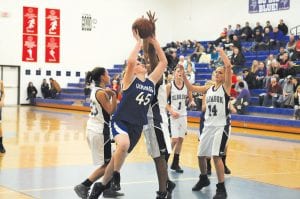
left=170, top=80, right=188, bottom=116
left=204, top=85, right=230, bottom=126
left=87, top=87, right=110, bottom=133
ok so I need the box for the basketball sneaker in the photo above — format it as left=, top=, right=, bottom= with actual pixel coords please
left=213, top=183, right=227, bottom=199
left=102, top=188, right=124, bottom=198
left=170, top=165, right=183, bottom=173
left=192, top=175, right=210, bottom=191
left=74, top=184, right=90, bottom=199
left=88, top=182, right=106, bottom=199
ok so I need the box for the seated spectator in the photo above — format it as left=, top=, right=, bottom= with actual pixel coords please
left=234, top=24, right=242, bottom=37
left=231, top=47, right=245, bottom=74
left=165, top=48, right=178, bottom=74
left=263, top=27, right=275, bottom=50
left=262, top=77, right=283, bottom=107
left=240, top=21, right=253, bottom=41
left=227, top=25, right=235, bottom=40
left=235, top=75, right=248, bottom=93
left=255, top=62, right=266, bottom=89
left=232, top=35, right=242, bottom=51
left=41, top=78, right=50, bottom=98
left=264, top=20, right=273, bottom=32
left=278, top=19, right=288, bottom=35
left=243, top=68, right=257, bottom=89
left=205, top=42, right=215, bottom=54
left=190, top=43, right=204, bottom=62
left=273, top=27, right=285, bottom=48
left=290, top=41, right=300, bottom=61
left=278, top=75, right=295, bottom=108
left=210, top=49, right=220, bottom=68
left=253, top=22, right=263, bottom=35
left=27, top=82, right=38, bottom=105
left=286, top=34, right=297, bottom=54
left=266, top=59, right=280, bottom=86
left=253, top=29, right=265, bottom=51
left=185, top=62, right=195, bottom=84
left=233, top=82, right=250, bottom=114
left=49, top=78, right=61, bottom=98
left=293, top=85, right=300, bottom=120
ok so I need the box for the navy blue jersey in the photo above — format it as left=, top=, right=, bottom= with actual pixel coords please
left=113, top=77, right=155, bottom=126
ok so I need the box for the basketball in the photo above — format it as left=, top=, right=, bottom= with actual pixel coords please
left=132, top=18, right=155, bottom=39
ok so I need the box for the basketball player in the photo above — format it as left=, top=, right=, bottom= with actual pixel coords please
left=188, top=48, right=232, bottom=199
left=88, top=30, right=167, bottom=199
left=143, top=75, right=176, bottom=198
left=166, top=66, right=194, bottom=173
left=0, top=80, right=5, bottom=153
left=74, top=67, right=117, bottom=199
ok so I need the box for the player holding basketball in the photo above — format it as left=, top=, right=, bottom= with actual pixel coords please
left=88, top=27, right=167, bottom=199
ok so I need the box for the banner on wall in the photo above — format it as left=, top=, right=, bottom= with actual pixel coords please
left=45, top=8, right=60, bottom=36
left=45, top=36, right=60, bottom=63
left=22, top=35, right=38, bottom=62
left=23, top=7, right=38, bottom=34
left=249, top=0, right=290, bottom=13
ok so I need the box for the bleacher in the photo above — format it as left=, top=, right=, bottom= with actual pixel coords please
left=35, top=41, right=300, bottom=134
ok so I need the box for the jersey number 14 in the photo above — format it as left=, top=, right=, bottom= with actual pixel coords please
left=208, top=104, right=218, bottom=116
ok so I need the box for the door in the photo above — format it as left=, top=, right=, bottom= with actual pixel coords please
left=0, top=65, right=20, bottom=106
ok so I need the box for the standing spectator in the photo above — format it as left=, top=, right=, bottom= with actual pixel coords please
left=263, top=27, right=275, bottom=50
left=262, top=77, right=283, bottom=107
left=293, top=85, right=300, bottom=120
left=49, top=78, right=62, bottom=98
left=0, top=80, right=5, bottom=153
left=278, top=19, right=288, bottom=35
left=41, top=79, right=50, bottom=98
left=27, top=82, right=38, bottom=105
left=227, top=25, right=235, bottom=40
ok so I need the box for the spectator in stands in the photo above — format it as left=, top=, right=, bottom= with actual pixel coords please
left=41, top=78, right=50, bottom=98
left=206, top=42, right=215, bottom=54
left=240, top=22, right=253, bottom=41
left=263, top=27, right=275, bottom=50
left=49, top=78, right=61, bottom=98
left=186, top=62, right=195, bottom=84
left=255, top=62, right=266, bottom=88
left=266, top=59, right=280, bottom=86
left=292, top=77, right=299, bottom=92
left=178, top=55, right=185, bottom=66
left=278, top=19, right=288, bottom=35
left=279, top=75, right=295, bottom=108
left=265, top=54, right=276, bottom=69
left=262, top=77, right=282, bottom=107
left=293, top=85, right=300, bottom=120
left=243, top=68, right=257, bottom=89
left=286, top=34, right=297, bottom=54
left=253, top=29, right=265, bottom=51
left=279, top=52, right=290, bottom=69
left=290, top=41, right=300, bottom=61
left=277, top=47, right=288, bottom=63
left=234, top=75, right=248, bottom=93
left=166, top=49, right=178, bottom=74
left=273, top=27, right=285, bottom=48
left=231, top=47, right=245, bottom=74
left=184, top=56, right=195, bottom=71
left=227, top=25, right=235, bottom=40
left=253, top=22, right=263, bottom=35
left=264, top=20, right=273, bottom=32
left=27, top=82, right=38, bottom=105
left=230, top=71, right=238, bottom=98
left=210, top=48, right=220, bottom=69
left=223, top=36, right=233, bottom=51
left=214, top=32, right=226, bottom=46
left=232, top=35, right=242, bottom=51
left=232, top=82, right=250, bottom=114
left=191, top=43, right=204, bottom=62
left=234, top=24, right=242, bottom=37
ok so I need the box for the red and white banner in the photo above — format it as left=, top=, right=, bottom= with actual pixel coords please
left=22, top=35, right=38, bottom=62
left=23, top=7, right=38, bottom=34
left=45, top=8, right=60, bottom=36
left=45, top=36, right=60, bottom=63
